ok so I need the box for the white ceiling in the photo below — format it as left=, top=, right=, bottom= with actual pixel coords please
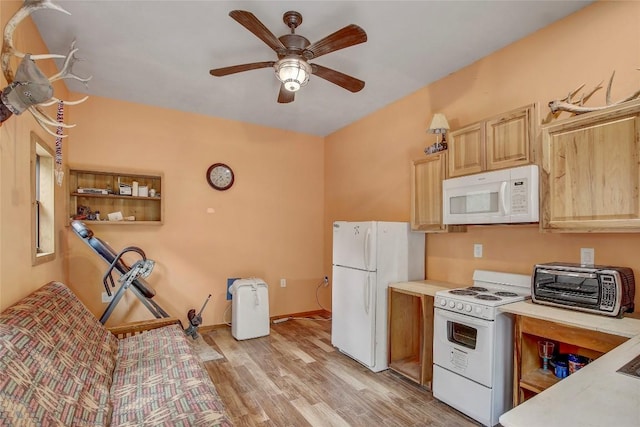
left=30, top=1, right=593, bottom=136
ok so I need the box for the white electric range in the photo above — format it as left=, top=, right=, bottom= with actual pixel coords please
left=432, top=270, right=531, bottom=427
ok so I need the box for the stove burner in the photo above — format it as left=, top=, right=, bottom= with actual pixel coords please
left=476, top=294, right=502, bottom=301
left=449, top=289, right=479, bottom=296
left=467, top=286, right=488, bottom=292
left=495, top=291, right=518, bottom=297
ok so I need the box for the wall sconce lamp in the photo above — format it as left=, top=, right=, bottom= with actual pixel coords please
left=424, top=113, right=450, bottom=155
left=274, top=57, right=311, bottom=92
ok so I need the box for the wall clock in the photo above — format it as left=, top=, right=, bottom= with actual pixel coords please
left=206, top=163, right=234, bottom=191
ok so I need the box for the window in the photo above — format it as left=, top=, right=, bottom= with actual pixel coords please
left=31, top=132, right=55, bottom=265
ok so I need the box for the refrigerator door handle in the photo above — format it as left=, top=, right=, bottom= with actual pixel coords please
left=364, top=274, right=371, bottom=314
left=364, top=228, right=372, bottom=270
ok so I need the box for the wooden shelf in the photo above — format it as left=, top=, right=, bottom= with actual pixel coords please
left=519, top=369, right=560, bottom=394
left=68, top=166, right=164, bottom=225
left=71, top=192, right=162, bottom=201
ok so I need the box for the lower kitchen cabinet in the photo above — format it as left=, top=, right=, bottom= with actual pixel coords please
left=513, top=315, right=628, bottom=404
left=388, top=287, right=434, bottom=388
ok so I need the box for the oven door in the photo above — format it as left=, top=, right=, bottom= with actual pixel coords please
left=433, top=307, right=495, bottom=387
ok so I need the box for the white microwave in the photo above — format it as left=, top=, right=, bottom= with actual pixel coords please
left=442, top=164, right=539, bottom=225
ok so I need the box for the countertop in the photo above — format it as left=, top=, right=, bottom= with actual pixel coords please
left=389, top=279, right=454, bottom=296
left=500, top=333, right=640, bottom=427
left=499, top=301, right=640, bottom=427
left=500, top=300, right=640, bottom=338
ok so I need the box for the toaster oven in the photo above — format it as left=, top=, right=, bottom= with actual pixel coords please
left=532, top=263, right=635, bottom=317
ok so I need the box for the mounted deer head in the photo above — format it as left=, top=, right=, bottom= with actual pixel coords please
left=0, top=0, right=90, bottom=137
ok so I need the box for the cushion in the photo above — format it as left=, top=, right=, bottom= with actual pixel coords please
left=0, top=281, right=118, bottom=426
left=110, top=324, right=232, bottom=426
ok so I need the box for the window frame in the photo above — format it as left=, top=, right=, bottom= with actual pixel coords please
left=31, top=132, right=56, bottom=265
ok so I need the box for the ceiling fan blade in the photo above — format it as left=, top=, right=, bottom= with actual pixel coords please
left=229, top=10, right=286, bottom=53
left=277, top=84, right=295, bottom=103
left=311, top=64, right=365, bottom=93
left=304, top=24, right=367, bottom=60
left=210, top=61, right=275, bottom=77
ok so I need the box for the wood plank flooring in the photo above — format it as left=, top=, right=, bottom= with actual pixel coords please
left=201, top=317, right=481, bottom=427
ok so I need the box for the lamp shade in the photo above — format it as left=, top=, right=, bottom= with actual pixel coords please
left=427, top=113, right=450, bottom=134
left=274, top=58, right=311, bottom=92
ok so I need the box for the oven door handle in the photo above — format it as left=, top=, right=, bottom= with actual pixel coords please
left=435, top=307, right=490, bottom=328
left=537, top=269, right=597, bottom=279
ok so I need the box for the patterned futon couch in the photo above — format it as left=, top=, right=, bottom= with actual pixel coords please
left=0, top=281, right=232, bottom=426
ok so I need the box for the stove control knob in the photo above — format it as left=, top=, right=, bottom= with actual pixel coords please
left=456, top=302, right=463, bottom=310
left=475, top=306, right=482, bottom=314
left=448, top=300, right=455, bottom=308
left=465, top=304, right=472, bottom=312
left=440, top=299, right=447, bottom=306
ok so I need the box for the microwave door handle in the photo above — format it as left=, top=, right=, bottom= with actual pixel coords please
left=499, top=181, right=509, bottom=215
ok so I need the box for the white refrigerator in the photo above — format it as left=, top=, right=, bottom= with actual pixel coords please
left=331, top=221, right=425, bottom=372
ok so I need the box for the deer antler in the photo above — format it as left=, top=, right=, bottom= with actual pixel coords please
left=548, top=71, right=640, bottom=115
left=1, top=0, right=91, bottom=137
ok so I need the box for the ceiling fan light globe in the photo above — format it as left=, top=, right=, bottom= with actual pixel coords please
left=284, top=80, right=301, bottom=92
left=275, top=58, right=310, bottom=92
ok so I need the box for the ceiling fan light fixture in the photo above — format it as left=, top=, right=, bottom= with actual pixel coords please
left=274, top=58, right=311, bottom=92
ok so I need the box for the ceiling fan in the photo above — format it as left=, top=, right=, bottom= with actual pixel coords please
left=209, top=10, right=367, bottom=103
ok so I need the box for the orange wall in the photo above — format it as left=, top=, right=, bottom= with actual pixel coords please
left=5, top=0, right=640, bottom=324
left=325, top=1, right=640, bottom=307
left=65, top=96, right=326, bottom=326
left=0, top=1, right=69, bottom=310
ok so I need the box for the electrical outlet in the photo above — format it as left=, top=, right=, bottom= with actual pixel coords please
left=474, top=243, right=483, bottom=258
left=101, top=292, right=114, bottom=303
left=580, top=248, right=595, bottom=265
left=280, top=278, right=287, bottom=288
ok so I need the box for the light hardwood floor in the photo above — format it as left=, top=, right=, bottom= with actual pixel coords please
left=201, top=317, right=480, bottom=427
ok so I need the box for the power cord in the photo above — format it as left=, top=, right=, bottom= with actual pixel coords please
left=279, top=277, right=332, bottom=323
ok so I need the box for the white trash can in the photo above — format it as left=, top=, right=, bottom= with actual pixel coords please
left=230, top=278, right=270, bottom=340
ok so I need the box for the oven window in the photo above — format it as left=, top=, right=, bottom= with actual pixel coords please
left=447, top=321, right=477, bottom=350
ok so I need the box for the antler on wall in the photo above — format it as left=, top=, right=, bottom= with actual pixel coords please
left=1, top=0, right=91, bottom=137
left=548, top=71, right=640, bottom=116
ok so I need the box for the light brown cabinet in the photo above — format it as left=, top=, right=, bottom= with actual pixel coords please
left=68, top=167, right=164, bottom=225
left=540, top=100, right=640, bottom=232
left=448, top=104, right=537, bottom=178
left=411, top=152, right=466, bottom=233
left=513, top=315, right=627, bottom=405
left=411, top=152, right=447, bottom=232
left=388, top=287, right=435, bottom=388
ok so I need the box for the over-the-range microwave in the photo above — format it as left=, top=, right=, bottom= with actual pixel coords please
left=442, top=164, right=539, bottom=225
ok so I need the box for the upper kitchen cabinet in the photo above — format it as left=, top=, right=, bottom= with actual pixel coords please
left=541, top=100, right=640, bottom=232
left=447, top=122, right=484, bottom=177
left=448, top=104, right=538, bottom=178
left=411, top=152, right=447, bottom=232
left=411, top=152, right=465, bottom=233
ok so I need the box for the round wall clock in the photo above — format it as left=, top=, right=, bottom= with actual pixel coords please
left=206, top=163, right=234, bottom=191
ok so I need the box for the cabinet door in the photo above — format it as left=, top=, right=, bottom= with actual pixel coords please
left=486, top=104, right=535, bottom=171
left=448, top=122, right=484, bottom=177
left=411, top=153, right=447, bottom=232
left=541, top=101, right=640, bottom=231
